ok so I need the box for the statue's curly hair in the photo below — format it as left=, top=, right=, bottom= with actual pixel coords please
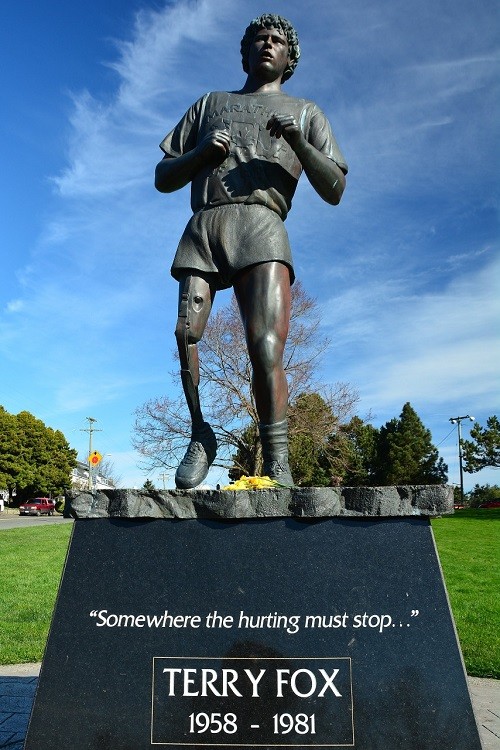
left=240, top=14, right=300, bottom=82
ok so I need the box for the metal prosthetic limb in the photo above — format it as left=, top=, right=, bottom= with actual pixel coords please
left=178, top=282, right=203, bottom=431
left=259, top=419, right=294, bottom=487
left=175, top=276, right=217, bottom=489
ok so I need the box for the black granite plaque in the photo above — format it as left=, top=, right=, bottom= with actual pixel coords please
left=152, top=656, right=354, bottom=746
left=25, top=516, right=482, bottom=749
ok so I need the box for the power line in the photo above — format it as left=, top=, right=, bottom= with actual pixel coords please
left=435, top=426, right=457, bottom=448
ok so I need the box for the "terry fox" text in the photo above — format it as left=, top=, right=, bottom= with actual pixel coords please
left=162, top=667, right=342, bottom=699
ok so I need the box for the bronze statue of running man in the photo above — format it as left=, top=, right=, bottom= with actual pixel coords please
left=155, top=14, right=348, bottom=488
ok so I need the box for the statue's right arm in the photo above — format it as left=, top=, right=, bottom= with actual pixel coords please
left=155, top=130, right=231, bottom=193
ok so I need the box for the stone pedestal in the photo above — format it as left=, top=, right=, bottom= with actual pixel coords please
left=25, top=486, right=482, bottom=749
left=65, top=484, right=454, bottom=519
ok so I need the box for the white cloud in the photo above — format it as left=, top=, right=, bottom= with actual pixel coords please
left=55, top=378, right=137, bottom=414
left=5, top=300, right=24, bottom=314
left=51, top=0, right=238, bottom=201
left=321, top=254, right=500, bottom=416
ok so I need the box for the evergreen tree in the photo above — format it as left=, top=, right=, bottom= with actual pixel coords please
left=288, top=393, right=337, bottom=486
left=0, top=406, right=77, bottom=502
left=374, top=403, right=447, bottom=485
left=337, top=416, right=380, bottom=486
left=0, top=407, right=34, bottom=498
left=462, top=416, right=500, bottom=472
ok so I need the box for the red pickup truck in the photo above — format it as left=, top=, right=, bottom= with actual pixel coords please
left=19, top=498, right=55, bottom=516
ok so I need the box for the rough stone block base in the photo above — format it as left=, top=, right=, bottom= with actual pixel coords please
left=66, top=484, right=453, bottom=519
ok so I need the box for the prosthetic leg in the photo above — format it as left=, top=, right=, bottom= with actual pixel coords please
left=259, top=419, right=294, bottom=487
left=174, top=275, right=217, bottom=489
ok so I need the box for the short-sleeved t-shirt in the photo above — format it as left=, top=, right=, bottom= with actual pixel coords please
left=160, top=90, right=348, bottom=221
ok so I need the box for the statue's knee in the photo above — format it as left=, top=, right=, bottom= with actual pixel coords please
left=175, top=277, right=211, bottom=347
left=250, top=332, right=284, bottom=372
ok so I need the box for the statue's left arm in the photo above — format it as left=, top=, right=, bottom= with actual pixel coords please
left=266, top=113, right=346, bottom=205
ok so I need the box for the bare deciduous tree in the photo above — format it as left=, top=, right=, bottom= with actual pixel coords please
left=132, top=282, right=360, bottom=480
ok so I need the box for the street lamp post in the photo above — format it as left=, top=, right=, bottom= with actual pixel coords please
left=449, top=415, right=475, bottom=505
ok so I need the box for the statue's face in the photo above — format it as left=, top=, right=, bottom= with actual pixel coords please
left=247, top=26, right=290, bottom=81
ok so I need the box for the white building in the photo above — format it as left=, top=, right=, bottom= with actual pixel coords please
left=71, top=461, right=116, bottom=490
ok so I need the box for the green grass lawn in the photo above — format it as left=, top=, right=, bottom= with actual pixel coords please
left=0, top=524, right=72, bottom=664
left=431, top=508, right=500, bottom=679
left=0, top=511, right=498, bottom=678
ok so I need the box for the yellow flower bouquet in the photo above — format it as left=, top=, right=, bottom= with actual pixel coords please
left=221, top=475, right=283, bottom=490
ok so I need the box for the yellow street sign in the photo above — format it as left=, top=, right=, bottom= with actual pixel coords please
left=88, top=451, right=103, bottom=466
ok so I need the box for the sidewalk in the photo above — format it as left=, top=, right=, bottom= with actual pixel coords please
left=0, top=663, right=498, bottom=749
left=0, top=664, right=39, bottom=750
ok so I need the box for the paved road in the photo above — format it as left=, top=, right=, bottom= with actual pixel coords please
left=0, top=514, right=73, bottom=530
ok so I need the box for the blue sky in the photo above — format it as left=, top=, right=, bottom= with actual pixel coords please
left=1, top=0, right=498, bottom=490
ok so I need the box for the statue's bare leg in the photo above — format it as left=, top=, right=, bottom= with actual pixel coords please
left=174, top=273, right=217, bottom=488
left=233, top=261, right=294, bottom=485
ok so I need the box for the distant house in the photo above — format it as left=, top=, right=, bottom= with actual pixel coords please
left=71, top=461, right=116, bottom=490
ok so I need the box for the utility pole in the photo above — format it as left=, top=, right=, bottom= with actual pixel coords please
left=159, top=473, right=169, bottom=490
left=81, top=417, right=102, bottom=490
left=449, top=415, right=475, bottom=505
